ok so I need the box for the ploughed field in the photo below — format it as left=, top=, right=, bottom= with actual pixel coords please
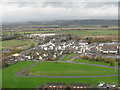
left=24, top=62, right=118, bottom=76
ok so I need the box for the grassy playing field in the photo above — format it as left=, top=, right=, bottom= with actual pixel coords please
left=2, top=39, right=33, bottom=48
left=2, top=61, right=119, bottom=88
left=61, top=53, right=77, bottom=61
left=26, top=62, right=118, bottom=76
left=0, top=69, right=2, bottom=88
left=73, top=58, right=113, bottom=66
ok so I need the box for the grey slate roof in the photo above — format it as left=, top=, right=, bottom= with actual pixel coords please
left=46, top=83, right=66, bottom=86
left=70, top=83, right=91, bottom=87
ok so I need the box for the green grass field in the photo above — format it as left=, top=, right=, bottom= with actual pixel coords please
left=3, top=30, right=118, bottom=36
left=56, top=30, right=118, bottom=35
left=61, top=53, right=77, bottom=61
left=2, top=39, right=33, bottom=48
left=2, top=61, right=119, bottom=88
left=0, top=69, right=2, bottom=88
left=61, top=54, right=118, bottom=67
left=73, top=58, right=112, bottom=66
left=26, top=62, right=118, bottom=76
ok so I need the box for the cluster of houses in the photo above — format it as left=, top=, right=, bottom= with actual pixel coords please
left=20, top=40, right=89, bottom=61
left=36, top=82, right=119, bottom=90
left=1, top=37, right=119, bottom=67
left=99, top=42, right=119, bottom=54
left=36, top=83, right=91, bottom=90
left=19, top=39, right=119, bottom=61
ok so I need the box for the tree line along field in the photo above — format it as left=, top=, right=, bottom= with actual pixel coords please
left=3, top=30, right=55, bottom=35
left=2, top=61, right=119, bottom=88
left=61, top=53, right=118, bottom=67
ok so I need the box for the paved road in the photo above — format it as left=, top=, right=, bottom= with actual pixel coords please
left=16, top=61, right=120, bottom=78
left=16, top=61, right=40, bottom=76
left=69, top=55, right=79, bottom=61
left=58, top=54, right=68, bottom=61
left=16, top=74, right=120, bottom=78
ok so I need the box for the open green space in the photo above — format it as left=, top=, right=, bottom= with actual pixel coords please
left=56, top=30, right=118, bottom=35
left=2, top=61, right=119, bottom=88
left=61, top=53, right=77, bottom=61
left=26, top=62, right=118, bottom=76
left=73, top=58, right=113, bottom=66
left=3, top=30, right=118, bottom=36
left=0, top=69, right=2, bottom=88
left=2, top=39, right=33, bottom=48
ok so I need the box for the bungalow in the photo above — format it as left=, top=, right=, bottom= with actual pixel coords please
left=100, top=44, right=118, bottom=54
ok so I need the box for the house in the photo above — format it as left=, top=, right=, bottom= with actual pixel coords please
left=100, top=44, right=118, bottom=54
left=45, top=83, right=67, bottom=89
left=39, top=56, right=43, bottom=60
left=36, top=84, right=44, bottom=90
left=2, top=48, right=13, bottom=53
left=98, top=82, right=116, bottom=89
left=69, top=83, right=91, bottom=89
left=89, top=46, right=98, bottom=54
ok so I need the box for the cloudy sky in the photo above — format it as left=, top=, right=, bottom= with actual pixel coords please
left=0, top=0, right=119, bottom=23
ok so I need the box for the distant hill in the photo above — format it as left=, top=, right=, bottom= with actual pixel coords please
left=3, top=20, right=118, bottom=26
left=26, top=20, right=118, bottom=26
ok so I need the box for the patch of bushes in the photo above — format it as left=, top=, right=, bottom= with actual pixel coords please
left=81, top=55, right=116, bottom=66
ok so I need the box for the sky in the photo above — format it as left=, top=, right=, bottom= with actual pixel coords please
left=0, top=0, right=119, bottom=23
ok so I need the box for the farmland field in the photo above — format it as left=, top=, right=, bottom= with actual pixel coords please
left=2, top=39, right=33, bottom=48
left=56, top=30, right=118, bottom=35
left=2, top=61, right=119, bottom=88
left=3, top=30, right=55, bottom=35
left=3, top=30, right=118, bottom=36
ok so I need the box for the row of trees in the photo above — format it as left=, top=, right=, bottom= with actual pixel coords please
left=2, top=49, right=21, bottom=57
left=85, top=37, right=112, bottom=44
left=81, top=55, right=116, bottom=66
left=2, top=34, right=23, bottom=41
left=74, top=36, right=113, bottom=44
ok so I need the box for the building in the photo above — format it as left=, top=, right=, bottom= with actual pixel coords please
left=45, top=83, right=67, bottom=90
left=69, top=83, right=91, bottom=89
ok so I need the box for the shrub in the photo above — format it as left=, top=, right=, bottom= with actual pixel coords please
left=95, top=56, right=103, bottom=62
left=109, top=59, right=116, bottom=66
left=103, top=57, right=110, bottom=63
left=81, top=55, right=89, bottom=60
